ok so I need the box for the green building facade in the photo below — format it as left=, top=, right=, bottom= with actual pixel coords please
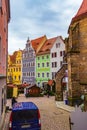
left=36, top=53, right=50, bottom=88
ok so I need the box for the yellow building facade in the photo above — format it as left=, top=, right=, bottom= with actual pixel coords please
left=7, top=50, right=22, bottom=85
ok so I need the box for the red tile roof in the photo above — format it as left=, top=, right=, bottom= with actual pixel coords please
left=31, top=35, right=46, bottom=51
left=10, top=51, right=17, bottom=63
left=37, top=37, right=58, bottom=55
left=72, top=0, right=87, bottom=22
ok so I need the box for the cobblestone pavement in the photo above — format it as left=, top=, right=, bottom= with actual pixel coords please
left=5, top=95, right=70, bottom=130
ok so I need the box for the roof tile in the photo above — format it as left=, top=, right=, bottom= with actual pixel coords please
left=72, top=0, right=87, bottom=22
left=31, top=35, right=46, bottom=51
left=37, top=37, right=58, bottom=54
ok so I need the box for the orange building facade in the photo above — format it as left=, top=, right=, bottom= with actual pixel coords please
left=0, top=0, right=10, bottom=129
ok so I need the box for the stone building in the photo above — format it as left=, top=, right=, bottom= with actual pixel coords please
left=56, top=0, right=87, bottom=106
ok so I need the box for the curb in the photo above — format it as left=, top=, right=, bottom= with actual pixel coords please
left=56, top=101, right=75, bottom=112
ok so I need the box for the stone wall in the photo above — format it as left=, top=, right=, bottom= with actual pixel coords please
left=55, top=64, right=67, bottom=101
left=67, top=17, right=87, bottom=106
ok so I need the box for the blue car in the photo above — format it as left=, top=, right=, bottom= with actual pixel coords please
left=9, top=102, right=41, bottom=130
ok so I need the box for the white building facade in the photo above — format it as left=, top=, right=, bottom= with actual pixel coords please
left=50, top=36, right=65, bottom=79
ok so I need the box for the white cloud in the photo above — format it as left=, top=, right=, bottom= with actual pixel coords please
left=8, top=0, right=83, bottom=54
left=8, top=33, right=26, bottom=54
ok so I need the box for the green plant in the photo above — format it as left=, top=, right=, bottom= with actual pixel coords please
left=68, top=96, right=81, bottom=106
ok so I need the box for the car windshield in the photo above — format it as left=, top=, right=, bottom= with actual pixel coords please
left=12, top=109, right=38, bottom=121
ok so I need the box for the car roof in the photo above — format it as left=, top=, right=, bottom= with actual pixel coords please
left=12, top=102, right=38, bottom=111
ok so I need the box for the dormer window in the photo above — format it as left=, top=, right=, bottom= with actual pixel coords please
left=47, top=43, right=50, bottom=45
left=36, top=43, right=39, bottom=45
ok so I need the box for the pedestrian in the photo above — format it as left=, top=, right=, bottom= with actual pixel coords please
left=47, top=90, right=50, bottom=98
left=80, top=94, right=85, bottom=111
left=11, top=97, right=17, bottom=107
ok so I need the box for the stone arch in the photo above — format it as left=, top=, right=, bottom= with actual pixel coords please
left=55, top=64, right=67, bottom=101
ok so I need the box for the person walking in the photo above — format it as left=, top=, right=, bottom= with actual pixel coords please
left=11, top=97, right=17, bottom=107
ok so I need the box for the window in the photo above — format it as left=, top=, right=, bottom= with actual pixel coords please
left=60, top=61, right=62, bottom=67
left=38, top=82, right=40, bottom=87
left=42, top=56, right=44, bottom=59
left=19, top=75, right=20, bottom=80
left=42, top=63, right=44, bottom=67
left=60, top=51, right=62, bottom=56
left=12, top=110, right=38, bottom=121
left=38, top=63, right=40, bottom=68
left=52, top=53, right=53, bottom=58
left=32, top=62, right=34, bottom=66
left=19, top=68, right=21, bottom=71
left=4, top=12, right=6, bottom=31
left=47, top=73, right=49, bottom=77
left=14, top=76, right=16, bottom=80
left=46, top=55, right=49, bottom=59
left=42, top=73, right=44, bottom=77
left=63, top=51, right=65, bottom=56
left=55, top=52, right=57, bottom=57
left=29, top=63, right=30, bottom=67
left=23, top=73, right=26, bottom=76
left=29, top=72, right=30, bottom=76
left=56, top=43, right=60, bottom=48
left=38, top=73, right=40, bottom=77
left=16, top=68, right=18, bottom=71
left=31, top=62, right=33, bottom=67
left=46, top=62, right=49, bottom=67
left=27, top=72, right=28, bottom=76
left=31, top=53, right=33, bottom=57
left=25, top=54, right=26, bottom=58
left=52, top=62, right=57, bottom=68
left=52, top=72, right=56, bottom=79
left=38, top=57, right=40, bottom=60
left=14, top=68, right=15, bottom=72
left=33, top=72, right=35, bottom=76
left=51, top=52, right=57, bottom=58
left=31, top=72, right=33, bottom=77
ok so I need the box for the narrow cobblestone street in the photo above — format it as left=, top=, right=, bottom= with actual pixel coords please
left=5, top=95, right=70, bottom=130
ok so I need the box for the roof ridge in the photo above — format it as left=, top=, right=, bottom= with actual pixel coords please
left=75, top=0, right=87, bottom=17
left=31, top=35, right=46, bottom=41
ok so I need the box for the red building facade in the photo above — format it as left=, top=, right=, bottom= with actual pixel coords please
left=0, top=0, right=10, bottom=129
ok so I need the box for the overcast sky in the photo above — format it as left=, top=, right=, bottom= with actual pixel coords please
left=8, top=0, right=82, bottom=54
